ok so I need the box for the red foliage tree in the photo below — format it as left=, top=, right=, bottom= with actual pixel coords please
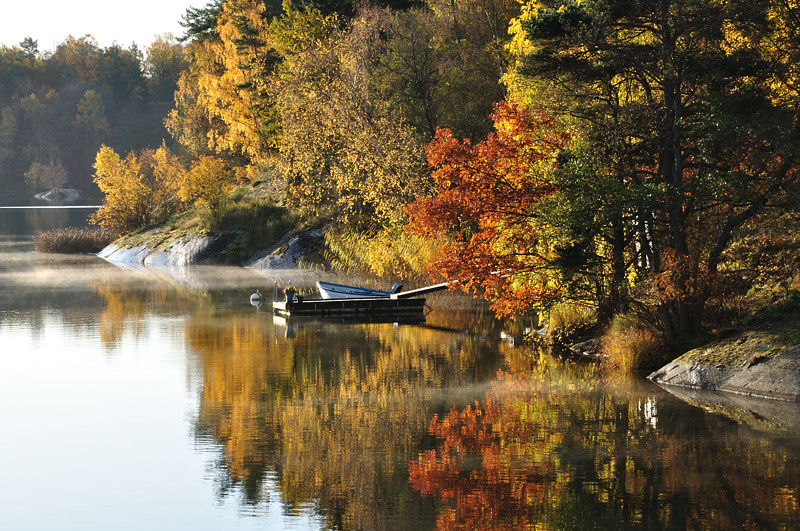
left=407, top=101, right=570, bottom=316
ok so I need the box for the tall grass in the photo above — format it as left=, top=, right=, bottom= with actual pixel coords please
left=324, top=226, right=441, bottom=280
left=207, top=200, right=298, bottom=262
left=600, top=313, right=665, bottom=372
left=33, top=227, right=114, bottom=254
left=547, top=302, right=596, bottom=343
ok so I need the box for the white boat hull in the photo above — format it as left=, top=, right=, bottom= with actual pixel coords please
left=316, top=281, right=400, bottom=299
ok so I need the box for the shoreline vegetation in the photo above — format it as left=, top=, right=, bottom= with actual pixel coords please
left=32, top=194, right=800, bottom=402
left=33, top=227, right=113, bottom=254
left=11, top=0, right=800, bottom=394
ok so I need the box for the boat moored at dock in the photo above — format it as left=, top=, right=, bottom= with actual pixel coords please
left=316, top=280, right=403, bottom=299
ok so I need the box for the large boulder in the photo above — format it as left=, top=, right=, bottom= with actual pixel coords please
left=247, top=229, right=326, bottom=270
left=98, top=230, right=218, bottom=268
left=35, top=188, right=81, bottom=202
left=649, top=326, right=800, bottom=401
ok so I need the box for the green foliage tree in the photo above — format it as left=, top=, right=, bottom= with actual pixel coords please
left=0, top=106, right=16, bottom=180
left=144, top=34, right=188, bottom=101
left=180, top=0, right=225, bottom=42
left=24, top=160, right=68, bottom=191
left=99, top=44, right=146, bottom=102
left=75, top=89, right=111, bottom=172
left=504, top=0, right=800, bottom=343
left=274, top=6, right=431, bottom=227
left=19, top=38, right=38, bottom=59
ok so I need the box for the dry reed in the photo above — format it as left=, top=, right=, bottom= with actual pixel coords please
left=32, top=227, right=114, bottom=254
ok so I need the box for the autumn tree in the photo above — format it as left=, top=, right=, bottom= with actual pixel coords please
left=179, top=155, right=234, bottom=217
left=90, top=145, right=183, bottom=235
left=497, top=0, right=800, bottom=343
left=52, top=36, right=102, bottom=85
left=408, top=101, right=570, bottom=317
left=275, top=6, right=431, bottom=227
left=167, top=0, right=280, bottom=177
left=144, top=34, right=188, bottom=101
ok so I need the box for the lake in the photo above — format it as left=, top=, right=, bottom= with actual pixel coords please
left=1, top=205, right=800, bottom=530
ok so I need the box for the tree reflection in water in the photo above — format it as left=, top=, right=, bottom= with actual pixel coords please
left=409, top=360, right=800, bottom=530
left=91, top=281, right=800, bottom=530
left=187, top=304, right=511, bottom=530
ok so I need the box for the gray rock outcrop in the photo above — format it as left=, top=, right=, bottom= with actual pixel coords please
left=246, top=229, right=326, bottom=270
left=649, top=328, right=800, bottom=401
left=98, top=231, right=217, bottom=268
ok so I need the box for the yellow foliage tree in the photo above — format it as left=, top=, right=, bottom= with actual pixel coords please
left=166, top=0, right=279, bottom=176
left=179, top=155, right=234, bottom=217
left=90, top=144, right=184, bottom=235
left=275, top=9, right=431, bottom=227
left=90, top=146, right=150, bottom=235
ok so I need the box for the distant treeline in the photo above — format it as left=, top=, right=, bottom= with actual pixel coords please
left=0, top=35, right=187, bottom=195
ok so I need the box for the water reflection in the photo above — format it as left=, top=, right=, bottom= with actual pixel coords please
left=2, top=236, right=800, bottom=530
left=0, top=203, right=98, bottom=235
left=187, top=304, right=515, bottom=530
left=410, top=365, right=800, bottom=529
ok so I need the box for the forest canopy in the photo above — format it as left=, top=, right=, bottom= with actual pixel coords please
left=0, top=34, right=187, bottom=194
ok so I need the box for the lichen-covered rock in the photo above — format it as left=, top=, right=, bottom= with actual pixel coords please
left=649, top=327, right=800, bottom=401
left=98, top=230, right=217, bottom=267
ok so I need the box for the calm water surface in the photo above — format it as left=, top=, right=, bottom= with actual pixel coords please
left=1, top=206, right=800, bottom=530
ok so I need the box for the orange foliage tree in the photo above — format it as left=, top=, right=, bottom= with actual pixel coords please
left=408, top=101, right=570, bottom=317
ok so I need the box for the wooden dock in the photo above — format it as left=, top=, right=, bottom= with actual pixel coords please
left=273, top=297, right=426, bottom=317
left=389, top=281, right=452, bottom=299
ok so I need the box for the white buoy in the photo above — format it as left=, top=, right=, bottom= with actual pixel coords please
left=250, top=289, right=263, bottom=307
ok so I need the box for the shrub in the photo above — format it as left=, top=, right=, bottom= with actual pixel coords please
left=749, top=288, right=800, bottom=324
left=33, top=227, right=114, bottom=254
left=208, top=200, right=298, bottom=263
left=600, top=313, right=665, bottom=372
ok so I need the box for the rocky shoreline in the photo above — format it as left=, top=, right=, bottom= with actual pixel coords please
left=97, top=227, right=326, bottom=270
left=96, top=226, right=800, bottom=404
left=648, top=323, right=800, bottom=402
